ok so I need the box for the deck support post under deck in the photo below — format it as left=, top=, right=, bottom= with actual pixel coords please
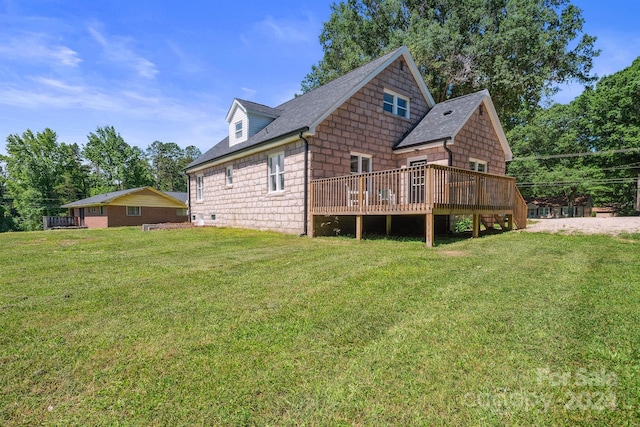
left=472, top=214, right=480, bottom=238
left=356, top=215, right=363, bottom=241
left=386, top=215, right=392, bottom=236
left=308, top=214, right=314, bottom=237
left=425, top=213, right=434, bottom=247
left=506, top=214, right=513, bottom=231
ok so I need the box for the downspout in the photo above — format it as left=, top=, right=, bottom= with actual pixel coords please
left=443, top=138, right=454, bottom=233
left=443, top=138, right=453, bottom=166
left=299, top=132, right=309, bottom=236
left=187, top=174, right=192, bottom=222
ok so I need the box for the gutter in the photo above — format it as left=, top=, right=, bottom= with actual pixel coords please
left=443, top=138, right=453, bottom=166
left=299, top=132, right=309, bottom=237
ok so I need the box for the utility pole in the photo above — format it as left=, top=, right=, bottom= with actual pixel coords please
left=636, top=173, right=640, bottom=211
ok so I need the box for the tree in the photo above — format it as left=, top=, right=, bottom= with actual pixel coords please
left=508, top=56, right=640, bottom=210
left=147, top=141, right=202, bottom=192
left=3, top=129, right=66, bottom=230
left=83, top=126, right=152, bottom=193
left=0, top=161, right=16, bottom=232
left=302, top=0, right=598, bottom=129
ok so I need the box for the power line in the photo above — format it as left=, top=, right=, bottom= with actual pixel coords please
left=510, top=147, right=640, bottom=161
left=517, top=177, right=638, bottom=187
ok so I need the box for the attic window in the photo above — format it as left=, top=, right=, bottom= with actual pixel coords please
left=235, top=121, right=243, bottom=139
left=383, top=90, right=409, bottom=118
left=443, top=110, right=453, bottom=116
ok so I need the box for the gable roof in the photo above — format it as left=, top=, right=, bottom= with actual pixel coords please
left=225, top=99, right=281, bottom=122
left=395, top=89, right=512, bottom=160
left=61, top=187, right=187, bottom=208
left=186, top=46, right=435, bottom=171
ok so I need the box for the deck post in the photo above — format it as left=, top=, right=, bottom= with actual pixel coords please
left=355, top=215, right=363, bottom=240
left=425, top=213, right=434, bottom=247
left=506, top=214, right=513, bottom=231
left=386, top=215, right=392, bottom=235
left=472, top=214, right=480, bottom=238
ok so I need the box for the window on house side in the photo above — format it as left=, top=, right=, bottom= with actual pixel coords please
left=235, top=121, right=243, bottom=139
left=126, top=206, right=141, bottom=216
left=350, top=154, right=372, bottom=174
left=177, top=208, right=188, bottom=216
left=268, top=153, right=285, bottom=192
left=226, top=166, right=233, bottom=186
left=469, top=160, right=487, bottom=173
left=383, top=90, right=410, bottom=118
left=99, top=206, right=104, bottom=215
left=196, top=175, right=204, bottom=201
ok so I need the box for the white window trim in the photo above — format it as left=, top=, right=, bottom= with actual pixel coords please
left=469, top=158, right=488, bottom=173
left=235, top=121, right=243, bottom=139
left=126, top=206, right=141, bottom=216
left=196, top=174, right=204, bottom=202
left=225, top=166, right=233, bottom=187
left=268, top=152, right=285, bottom=193
left=383, top=89, right=410, bottom=118
left=350, top=152, right=373, bottom=174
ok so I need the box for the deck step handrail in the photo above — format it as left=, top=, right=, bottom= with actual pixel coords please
left=311, top=164, right=518, bottom=216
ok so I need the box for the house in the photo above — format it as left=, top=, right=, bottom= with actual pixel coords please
left=51, top=187, right=189, bottom=229
left=525, top=195, right=593, bottom=219
left=185, top=46, right=526, bottom=246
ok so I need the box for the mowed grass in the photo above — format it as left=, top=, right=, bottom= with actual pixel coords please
left=1, top=227, right=639, bottom=426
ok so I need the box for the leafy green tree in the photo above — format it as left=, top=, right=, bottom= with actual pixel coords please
left=83, top=126, right=152, bottom=193
left=147, top=141, right=202, bottom=192
left=0, top=162, right=16, bottom=232
left=302, top=0, right=598, bottom=129
left=3, top=129, right=66, bottom=230
left=508, top=56, right=640, bottom=209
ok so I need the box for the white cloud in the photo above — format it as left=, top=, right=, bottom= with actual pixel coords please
left=87, top=25, right=159, bottom=79
left=241, top=87, right=257, bottom=99
left=255, top=15, right=315, bottom=44
left=0, top=33, right=81, bottom=67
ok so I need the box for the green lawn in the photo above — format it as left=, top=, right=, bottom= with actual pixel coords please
left=1, top=227, right=639, bottom=426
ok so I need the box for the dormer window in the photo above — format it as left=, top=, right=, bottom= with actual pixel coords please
left=383, top=90, right=409, bottom=118
left=235, top=121, right=243, bottom=139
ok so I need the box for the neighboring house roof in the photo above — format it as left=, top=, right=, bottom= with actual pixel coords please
left=61, top=187, right=187, bottom=208
left=186, top=46, right=436, bottom=171
left=525, top=195, right=592, bottom=207
left=163, top=192, right=188, bottom=204
left=395, top=89, right=512, bottom=160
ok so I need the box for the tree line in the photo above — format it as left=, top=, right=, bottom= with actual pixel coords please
left=507, top=57, right=640, bottom=213
left=0, top=126, right=201, bottom=231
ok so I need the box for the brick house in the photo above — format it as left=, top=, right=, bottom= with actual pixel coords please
left=185, top=46, right=525, bottom=245
left=57, top=187, right=188, bottom=229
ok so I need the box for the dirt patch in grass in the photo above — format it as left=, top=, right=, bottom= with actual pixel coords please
left=524, top=216, right=640, bottom=236
left=438, top=250, right=467, bottom=257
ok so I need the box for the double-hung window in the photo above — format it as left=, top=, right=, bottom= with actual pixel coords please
left=235, top=121, right=243, bottom=139
left=126, top=206, right=141, bottom=216
left=268, top=153, right=285, bottom=192
left=469, top=159, right=487, bottom=173
left=350, top=153, right=372, bottom=174
left=196, top=175, right=204, bottom=201
left=383, top=90, right=410, bottom=118
left=226, top=166, right=233, bottom=186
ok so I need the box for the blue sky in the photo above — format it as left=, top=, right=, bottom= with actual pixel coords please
left=1, top=0, right=639, bottom=156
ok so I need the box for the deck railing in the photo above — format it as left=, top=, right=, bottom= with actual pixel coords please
left=513, top=190, right=528, bottom=229
left=43, top=216, right=82, bottom=229
left=310, top=165, right=519, bottom=216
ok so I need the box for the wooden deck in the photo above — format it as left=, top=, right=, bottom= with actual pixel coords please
left=310, top=164, right=527, bottom=246
left=42, top=216, right=85, bottom=230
